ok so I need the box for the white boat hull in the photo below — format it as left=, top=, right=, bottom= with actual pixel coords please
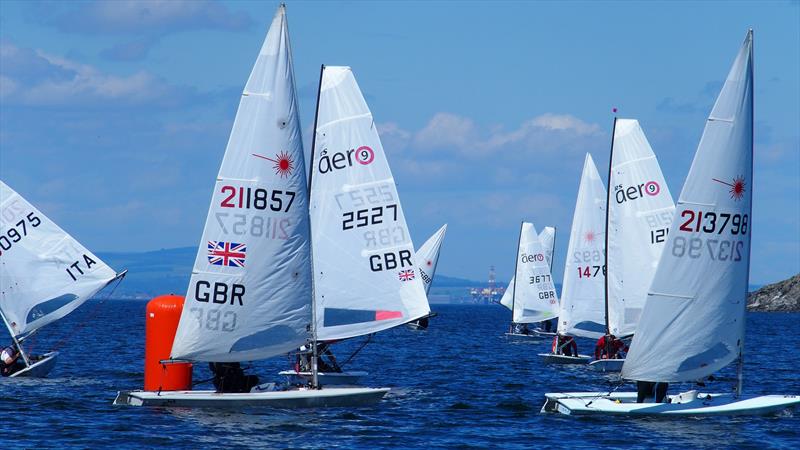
left=278, top=370, right=368, bottom=386
left=588, top=358, right=625, bottom=372
left=504, top=332, right=542, bottom=339
left=10, top=352, right=58, bottom=378
left=538, top=353, right=591, bottom=365
left=541, top=391, right=800, bottom=416
left=532, top=329, right=557, bottom=337
left=114, top=386, right=389, bottom=408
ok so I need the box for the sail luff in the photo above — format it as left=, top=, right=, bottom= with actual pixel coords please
left=622, top=30, right=754, bottom=383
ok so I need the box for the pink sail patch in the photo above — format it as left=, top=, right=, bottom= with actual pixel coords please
left=375, top=310, right=403, bottom=321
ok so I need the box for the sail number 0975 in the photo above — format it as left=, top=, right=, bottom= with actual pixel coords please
left=0, top=212, right=41, bottom=256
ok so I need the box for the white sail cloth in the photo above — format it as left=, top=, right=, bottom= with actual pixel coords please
left=557, top=154, right=607, bottom=339
left=416, top=224, right=447, bottom=294
left=500, top=226, right=557, bottom=312
left=0, top=181, right=117, bottom=339
left=507, top=223, right=559, bottom=323
left=310, top=66, right=429, bottom=341
left=623, top=31, right=754, bottom=382
left=171, top=6, right=312, bottom=362
left=606, top=119, right=675, bottom=336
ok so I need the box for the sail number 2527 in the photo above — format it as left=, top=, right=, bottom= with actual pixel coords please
left=220, top=186, right=295, bottom=212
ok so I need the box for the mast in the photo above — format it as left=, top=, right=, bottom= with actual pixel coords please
left=0, top=310, right=30, bottom=368
left=510, top=221, right=524, bottom=328
left=603, top=116, right=618, bottom=337
left=549, top=226, right=557, bottom=273
left=737, top=28, right=754, bottom=398
left=307, top=64, right=325, bottom=389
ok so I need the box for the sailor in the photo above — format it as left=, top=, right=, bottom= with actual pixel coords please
left=208, top=362, right=259, bottom=393
left=1, top=345, right=24, bottom=377
left=552, top=335, right=578, bottom=357
left=316, top=342, right=342, bottom=373
left=594, top=334, right=627, bottom=359
left=543, top=318, right=555, bottom=333
left=636, top=381, right=669, bottom=403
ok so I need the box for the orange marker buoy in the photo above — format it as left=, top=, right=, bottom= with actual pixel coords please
left=144, top=295, right=193, bottom=391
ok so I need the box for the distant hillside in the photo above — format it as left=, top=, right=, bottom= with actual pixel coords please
left=97, top=247, right=195, bottom=299
left=748, top=273, right=800, bottom=312
left=97, top=247, right=489, bottom=299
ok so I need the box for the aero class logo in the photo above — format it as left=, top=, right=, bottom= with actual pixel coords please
left=712, top=176, right=746, bottom=201
left=318, top=145, right=375, bottom=174
left=615, top=180, right=660, bottom=203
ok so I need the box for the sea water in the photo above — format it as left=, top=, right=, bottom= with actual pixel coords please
left=3, top=302, right=798, bottom=448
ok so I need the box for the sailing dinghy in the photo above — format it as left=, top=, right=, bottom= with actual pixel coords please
left=0, top=180, right=125, bottom=378
left=500, top=223, right=559, bottom=339
left=115, top=6, right=387, bottom=407
left=544, top=30, right=800, bottom=416
left=589, top=118, right=675, bottom=372
left=501, top=226, right=558, bottom=338
left=278, top=65, right=431, bottom=387
left=539, top=154, right=606, bottom=365
left=407, top=224, right=447, bottom=330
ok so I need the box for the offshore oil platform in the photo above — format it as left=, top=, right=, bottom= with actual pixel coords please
left=469, top=266, right=505, bottom=305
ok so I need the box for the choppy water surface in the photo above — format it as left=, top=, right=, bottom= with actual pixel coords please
left=3, top=302, right=799, bottom=448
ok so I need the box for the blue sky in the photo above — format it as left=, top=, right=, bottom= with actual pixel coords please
left=1, top=0, right=798, bottom=284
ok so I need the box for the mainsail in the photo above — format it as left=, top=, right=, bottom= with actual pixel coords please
left=606, top=119, right=675, bottom=336
left=500, top=226, right=557, bottom=312
left=0, top=181, right=118, bottom=339
left=557, top=154, right=607, bottom=339
left=416, top=224, right=447, bottom=294
left=171, top=6, right=312, bottom=362
left=622, top=31, right=754, bottom=383
left=508, top=223, right=559, bottom=323
left=310, top=66, right=429, bottom=341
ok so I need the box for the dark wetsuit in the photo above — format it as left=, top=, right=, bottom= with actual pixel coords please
left=636, top=381, right=669, bottom=403
left=209, top=362, right=259, bottom=393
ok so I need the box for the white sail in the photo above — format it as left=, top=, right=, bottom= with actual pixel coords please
left=500, top=226, right=555, bottom=312
left=0, top=181, right=118, bottom=339
left=310, top=66, right=429, bottom=341
left=557, top=154, right=607, bottom=339
left=622, top=31, right=753, bottom=382
left=416, top=224, right=447, bottom=294
left=509, top=223, right=559, bottom=323
left=606, top=119, right=675, bottom=336
left=539, top=226, right=556, bottom=270
left=171, top=6, right=312, bottom=362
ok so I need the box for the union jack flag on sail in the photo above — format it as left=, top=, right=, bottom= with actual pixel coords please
left=207, top=241, right=246, bottom=267
left=398, top=269, right=415, bottom=282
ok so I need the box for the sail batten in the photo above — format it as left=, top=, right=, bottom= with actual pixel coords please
left=170, top=6, right=312, bottom=362
left=622, top=31, right=753, bottom=383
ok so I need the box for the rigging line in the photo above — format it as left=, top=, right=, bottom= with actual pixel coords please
left=339, top=334, right=373, bottom=369
left=584, top=377, right=627, bottom=407
left=49, top=273, right=126, bottom=352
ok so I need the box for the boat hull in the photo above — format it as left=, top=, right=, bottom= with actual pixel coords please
left=588, top=358, right=625, bottom=372
left=278, top=370, right=368, bottom=386
left=538, top=353, right=591, bottom=365
left=10, top=352, right=58, bottom=378
left=113, top=387, right=389, bottom=408
left=541, top=391, right=800, bottom=416
left=504, top=333, right=542, bottom=340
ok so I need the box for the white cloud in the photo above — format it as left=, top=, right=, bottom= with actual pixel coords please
left=413, top=113, right=477, bottom=150
left=0, top=41, right=197, bottom=107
